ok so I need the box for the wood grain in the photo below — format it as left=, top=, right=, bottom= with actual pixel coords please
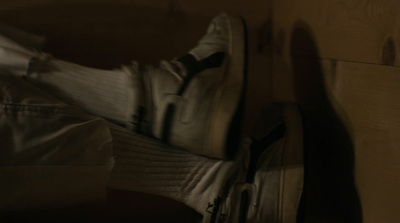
left=272, top=2, right=400, bottom=221
left=327, top=61, right=400, bottom=223
left=273, top=54, right=400, bottom=222
left=273, top=0, right=400, bottom=66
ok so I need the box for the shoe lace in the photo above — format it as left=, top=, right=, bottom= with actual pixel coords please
left=159, top=59, right=187, bottom=82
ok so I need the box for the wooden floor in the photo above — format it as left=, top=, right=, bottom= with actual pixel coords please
left=1, top=0, right=399, bottom=222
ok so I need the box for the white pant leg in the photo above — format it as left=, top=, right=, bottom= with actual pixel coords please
left=0, top=75, right=114, bottom=210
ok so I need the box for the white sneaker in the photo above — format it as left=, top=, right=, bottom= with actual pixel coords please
left=247, top=104, right=304, bottom=223
left=141, top=14, right=247, bottom=159
left=211, top=104, right=304, bottom=223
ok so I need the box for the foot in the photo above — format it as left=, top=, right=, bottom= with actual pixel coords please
left=142, top=14, right=247, bottom=158
left=247, top=104, right=304, bottom=222
left=210, top=104, right=304, bottom=222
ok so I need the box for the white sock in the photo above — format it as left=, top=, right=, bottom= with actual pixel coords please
left=107, top=123, right=248, bottom=221
left=25, top=56, right=143, bottom=126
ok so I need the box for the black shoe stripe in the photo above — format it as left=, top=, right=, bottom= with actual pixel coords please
left=237, top=123, right=286, bottom=223
left=239, top=190, right=251, bottom=223
left=161, top=52, right=226, bottom=144
left=162, top=103, right=176, bottom=143
left=246, top=123, right=286, bottom=183
left=176, top=52, right=225, bottom=96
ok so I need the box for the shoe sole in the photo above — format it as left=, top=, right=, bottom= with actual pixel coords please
left=205, top=14, right=247, bottom=158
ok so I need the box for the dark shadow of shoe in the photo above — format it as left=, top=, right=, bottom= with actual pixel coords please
left=290, top=21, right=363, bottom=223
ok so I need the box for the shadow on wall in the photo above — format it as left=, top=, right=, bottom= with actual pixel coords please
left=290, top=21, right=363, bottom=223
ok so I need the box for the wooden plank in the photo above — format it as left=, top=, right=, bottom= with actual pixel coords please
left=272, top=55, right=400, bottom=222
left=272, top=4, right=400, bottom=219
left=327, top=61, right=400, bottom=223
left=273, top=0, right=400, bottom=66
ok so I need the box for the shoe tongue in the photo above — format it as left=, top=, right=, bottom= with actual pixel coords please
left=189, top=45, right=221, bottom=61
left=177, top=52, right=225, bottom=76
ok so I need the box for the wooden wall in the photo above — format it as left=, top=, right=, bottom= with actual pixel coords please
left=272, top=0, right=400, bottom=222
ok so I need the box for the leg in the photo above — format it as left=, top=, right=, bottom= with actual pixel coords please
left=0, top=24, right=140, bottom=127
left=107, top=103, right=303, bottom=223
left=107, top=121, right=250, bottom=222
left=24, top=14, right=247, bottom=159
left=26, top=56, right=141, bottom=126
left=0, top=73, right=246, bottom=220
left=0, top=73, right=303, bottom=222
left=0, top=74, right=114, bottom=210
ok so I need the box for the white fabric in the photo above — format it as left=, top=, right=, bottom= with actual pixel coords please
left=26, top=58, right=132, bottom=125
left=0, top=75, right=114, bottom=210
left=108, top=122, right=250, bottom=223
